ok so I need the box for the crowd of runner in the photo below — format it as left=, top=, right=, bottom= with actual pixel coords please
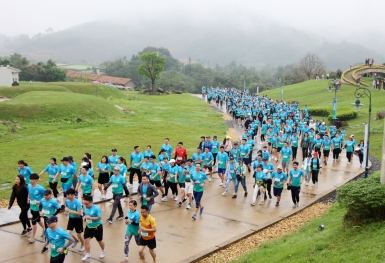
left=8, top=87, right=365, bottom=263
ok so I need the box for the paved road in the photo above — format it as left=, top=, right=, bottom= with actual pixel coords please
left=0, top=96, right=364, bottom=263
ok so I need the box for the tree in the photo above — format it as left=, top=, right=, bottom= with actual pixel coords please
left=9, top=53, right=29, bottom=69
left=138, top=52, right=166, bottom=93
left=297, top=53, right=326, bottom=80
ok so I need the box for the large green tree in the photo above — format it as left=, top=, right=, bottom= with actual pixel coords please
left=138, top=52, right=166, bottom=92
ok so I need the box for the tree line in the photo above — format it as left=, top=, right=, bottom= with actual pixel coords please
left=0, top=53, right=66, bottom=82
left=102, top=47, right=339, bottom=93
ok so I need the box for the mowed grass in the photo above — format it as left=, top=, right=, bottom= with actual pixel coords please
left=0, top=91, right=122, bottom=121
left=0, top=88, right=226, bottom=200
left=263, top=80, right=385, bottom=160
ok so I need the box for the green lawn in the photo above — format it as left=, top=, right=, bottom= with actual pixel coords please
left=231, top=174, right=385, bottom=263
left=264, top=80, right=385, bottom=160
left=0, top=84, right=226, bottom=200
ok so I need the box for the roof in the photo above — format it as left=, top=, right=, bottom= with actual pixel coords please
left=0, top=66, right=21, bottom=73
left=58, top=64, right=99, bottom=70
left=66, top=70, right=135, bottom=86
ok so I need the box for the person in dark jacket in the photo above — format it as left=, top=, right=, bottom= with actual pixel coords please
left=137, top=175, right=159, bottom=213
left=9, top=175, right=31, bottom=236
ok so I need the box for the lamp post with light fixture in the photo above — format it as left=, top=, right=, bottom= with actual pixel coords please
left=352, top=87, right=372, bottom=178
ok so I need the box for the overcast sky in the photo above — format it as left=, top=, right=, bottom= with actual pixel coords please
left=2, top=0, right=384, bottom=41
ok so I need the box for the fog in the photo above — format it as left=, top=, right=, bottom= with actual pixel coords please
left=1, top=0, right=384, bottom=67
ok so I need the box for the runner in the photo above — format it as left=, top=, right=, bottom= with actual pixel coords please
left=331, top=133, right=342, bottom=162
left=40, top=189, right=61, bottom=253
left=143, top=145, right=155, bottom=159
left=27, top=173, right=46, bottom=243
left=251, top=165, right=266, bottom=206
left=176, top=161, right=188, bottom=207
left=184, top=159, right=195, bottom=209
left=290, top=132, right=299, bottom=160
left=300, top=132, right=310, bottom=161
left=161, top=138, right=173, bottom=157
left=174, top=142, right=188, bottom=165
left=167, top=159, right=179, bottom=201
left=202, top=147, right=214, bottom=181
left=322, top=134, right=332, bottom=165
left=211, top=136, right=220, bottom=167
left=52, top=157, right=76, bottom=211
left=310, top=152, right=322, bottom=187
left=191, top=164, right=208, bottom=220
left=64, top=188, right=85, bottom=252
left=117, top=157, right=130, bottom=201
left=39, top=158, right=60, bottom=198
left=287, top=162, right=305, bottom=208
left=103, top=166, right=125, bottom=224
left=229, top=142, right=241, bottom=162
left=68, top=156, right=78, bottom=197
left=280, top=142, right=293, bottom=175
left=8, top=175, right=31, bottom=236
left=222, top=157, right=236, bottom=196
left=121, top=200, right=140, bottom=263
left=17, top=160, right=33, bottom=184
left=271, top=165, right=287, bottom=206
left=216, top=146, right=229, bottom=185
left=137, top=174, right=159, bottom=213
left=129, top=146, right=144, bottom=187
left=76, top=166, right=95, bottom=198
left=82, top=195, right=106, bottom=261
left=262, top=158, right=275, bottom=200
left=43, top=216, right=75, bottom=263
left=345, top=136, right=355, bottom=164
left=108, top=148, right=120, bottom=176
left=138, top=205, right=157, bottom=263
left=303, top=153, right=312, bottom=185
left=234, top=159, right=248, bottom=198
left=161, top=157, right=170, bottom=201
left=97, top=156, right=110, bottom=200
left=148, top=155, right=165, bottom=198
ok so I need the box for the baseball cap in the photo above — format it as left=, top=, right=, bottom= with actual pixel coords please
left=230, top=157, right=234, bottom=160
left=68, top=156, right=73, bottom=161
left=44, top=189, right=52, bottom=196
left=46, top=216, right=58, bottom=224
left=226, top=135, right=231, bottom=139
left=111, top=148, right=117, bottom=152
left=277, top=165, right=283, bottom=169
left=114, top=166, right=121, bottom=171
left=170, top=159, right=176, bottom=163
left=61, top=157, right=69, bottom=162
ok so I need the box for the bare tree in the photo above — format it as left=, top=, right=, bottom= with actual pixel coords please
left=297, top=53, right=326, bottom=80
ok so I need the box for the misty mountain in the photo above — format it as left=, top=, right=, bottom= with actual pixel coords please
left=0, top=19, right=383, bottom=70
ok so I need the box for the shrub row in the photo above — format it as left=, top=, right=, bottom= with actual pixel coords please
left=308, top=107, right=357, bottom=122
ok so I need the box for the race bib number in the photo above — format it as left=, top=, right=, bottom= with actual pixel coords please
left=112, top=184, right=118, bottom=188
left=86, top=219, right=92, bottom=224
left=218, top=161, right=223, bottom=164
left=283, top=155, right=288, bottom=159
left=50, top=244, right=55, bottom=249
left=177, top=157, right=182, bottom=160
left=141, top=231, right=149, bottom=237
left=42, top=209, right=50, bottom=216
left=274, top=178, right=280, bottom=182
left=49, top=174, right=55, bottom=178
left=30, top=200, right=38, bottom=205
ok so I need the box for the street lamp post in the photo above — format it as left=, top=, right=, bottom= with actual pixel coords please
left=240, top=75, right=246, bottom=92
left=352, top=87, right=372, bottom=178
left=328, top=80, right=338, bottom=124
left=277, top=77, right=283, bottom=101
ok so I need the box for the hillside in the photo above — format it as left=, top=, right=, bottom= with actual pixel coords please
left=0, top=91, right=122, bottom=121
left=1, top=20, right=383, bottom=69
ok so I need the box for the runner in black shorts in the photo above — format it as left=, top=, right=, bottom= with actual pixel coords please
left=65, top=189, right=85, bottom=252
left=138, top=206, right=157, bottom=263
left=97, top=156, right=110, bottom=200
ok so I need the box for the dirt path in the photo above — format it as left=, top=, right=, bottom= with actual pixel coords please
left=0, top=97, right=10, bottom=102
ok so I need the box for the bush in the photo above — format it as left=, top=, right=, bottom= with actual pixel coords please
left=337, top=173, right=385, bottom=225
left=328, top=109, right=358, bottom=122
left=308, top=107, right=330, bottom=117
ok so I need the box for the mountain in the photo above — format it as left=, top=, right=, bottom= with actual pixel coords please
left=0, top=19, right=383, bottom=70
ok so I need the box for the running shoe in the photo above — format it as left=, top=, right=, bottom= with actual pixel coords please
left=174, top=196, right=178, bottom=201
left=244, top=192, right=248, bottom=197
left=72, top=239, right=80, bottom=248
left=161, top=196, right=167, bottom=202
left=106, top=219, right=113, bottom=224
left=41, top=246, right=49, bottom=254
left=109, top=199, right=114, bottom=203
left=81, top=254, right=91, bottom=261
left=116, top=215, right=124, bottom=221
left=26, top=227, right=32, bottom=233
left=182, top=197, right=187, bottom=203
left=275, top=202, right=279, bottom=206
left=292, top=204, right=297, bottom=208
left=199, top=206, right=204, bottom=215
left=208, top=178, right=212, bottom=182
left=178, top=201, right=182, bottom=207
left=186, top=204, right=191, bottom=210
left=120, top=258, right=129, bottom=263
left=192, top=214, right=196, bottom=220
left=21, top=230, right=28, bottom=236
left=222, top=192, right=227, bottom=196
left=100, top=250, right=106, bottom=258
left=220, top=182, right=223, bottom=186
left=250, top=203, right=256, bottom=206
left=296, top=203, right=300, bottom=207
left=79, top=246, right=85, bottom=252
left=232, top=195, right=237, bottom=199
left=28, top=237, right=35, bottom=243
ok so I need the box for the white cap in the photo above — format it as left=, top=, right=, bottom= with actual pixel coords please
left=170, top=159, right=176, bottom=163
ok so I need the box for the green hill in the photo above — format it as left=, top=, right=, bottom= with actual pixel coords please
left=0, top=84, right=70, bottom=97
left=46, top=82, right=123, bottom=99
left=0, top=91, right=122, bottom=121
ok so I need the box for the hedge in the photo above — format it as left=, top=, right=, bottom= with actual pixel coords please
left=308, top=107, right=330, bottom=117
left=327, top=109, right=358, bottom=122
left=337, top=173, right=385, bottom=225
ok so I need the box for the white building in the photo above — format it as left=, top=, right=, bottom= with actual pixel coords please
left=0, top=65, right=21, bottom=87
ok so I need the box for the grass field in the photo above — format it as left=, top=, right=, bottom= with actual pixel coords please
left=0, top=83, right=226, bottom=200
left=263, top=80, right=385, bottom=160
left=231, top=175, right=385, bottom=263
